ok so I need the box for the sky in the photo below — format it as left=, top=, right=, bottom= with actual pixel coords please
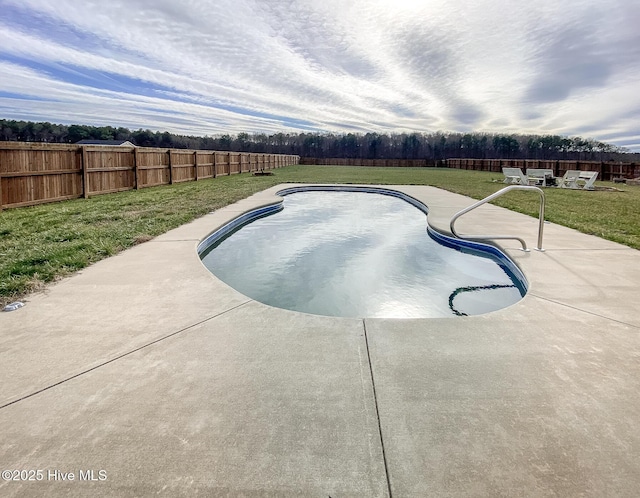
left=0, top=0, right=639, bottom=151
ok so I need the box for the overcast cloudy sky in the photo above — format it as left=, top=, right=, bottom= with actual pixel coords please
left=0, top=0, right=638, bottom=150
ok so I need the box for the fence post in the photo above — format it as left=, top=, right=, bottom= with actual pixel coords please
left=213, top=152, right=217, bottom=178
left=0, top=170, right=3, bottom=212
left=227, top=152, right=231, bottom=175
left=133, top=147, right=140, bottom=190
left=194, top=151, right=199, bottom=181
left=168, top=149, right=173, bottom=184
left=81, top=146, right=89, bottom=198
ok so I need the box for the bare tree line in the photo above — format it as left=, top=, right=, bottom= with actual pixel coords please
left=1, top=119, right=636, bottom=162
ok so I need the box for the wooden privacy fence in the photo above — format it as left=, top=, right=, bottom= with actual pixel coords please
left=447, top=158, right=640, bottom=182
left=0, top=142, right=299, bottom=210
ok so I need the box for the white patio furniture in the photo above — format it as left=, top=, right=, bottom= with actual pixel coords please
left=526, top=168, right=556, bottom=187
left=502, top=167, right=528, bottom=185
left=559, top=170, right=598, bottom=190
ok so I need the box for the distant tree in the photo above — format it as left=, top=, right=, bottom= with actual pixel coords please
left=218, top=134, right=232, bottom=150
left=114, top=127, right=132, bottom=141
left=158, top=131, right=173, bottom=148
left=365, top=133, right=381, bottom=159
left=67, top=124, right=91, bottom=143
left=131, top=129, right=156, bottom=147
left=402, top=133, right=422, bottom=159
left=234, top=132, right=250, bottom=152
left=95, top=126, right=116, bottom=140
left=1, top=122, right=16, bottom=140
left=493, top=135, right=520, bottom=159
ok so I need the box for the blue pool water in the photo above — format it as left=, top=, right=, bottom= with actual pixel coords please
left=199, top=188, right=526, bottom=318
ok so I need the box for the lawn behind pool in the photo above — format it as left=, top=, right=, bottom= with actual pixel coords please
left=1, top=165, right=638, bottom=305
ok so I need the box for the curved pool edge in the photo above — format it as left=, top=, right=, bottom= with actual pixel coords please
left=197, top=200, right=284, bottom=257
left=426, top=225, right=528, bottom=296
left=275, top=185, right=430, bottom=215
left=197, top=184, right=530, bottom=308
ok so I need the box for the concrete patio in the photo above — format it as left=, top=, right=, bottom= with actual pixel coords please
left=1, top=184, right=639, bottom=497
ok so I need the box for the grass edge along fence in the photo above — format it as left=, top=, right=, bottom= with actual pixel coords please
left=447, top=158, right=640, bottom=182
left=299, top=157, right=439, bottom=167
left=0, top=141, right=299, bottom=211
left=300, top=156, right=640, bottom=181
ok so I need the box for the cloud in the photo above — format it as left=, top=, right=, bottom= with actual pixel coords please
left=0, top=0, right=638, bottom=150
left=524, top=25, right=614, bottom=104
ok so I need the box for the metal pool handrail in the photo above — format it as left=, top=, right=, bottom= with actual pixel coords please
left=449, top=185, right=546, bottom=252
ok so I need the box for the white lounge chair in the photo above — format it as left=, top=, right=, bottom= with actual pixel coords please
left=502, top=167, right=528, bottom=185
left=559, top=170, right=598, bottom=190
left=526, top=168, right=556, bottom=187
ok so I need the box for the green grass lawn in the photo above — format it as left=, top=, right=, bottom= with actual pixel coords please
left=1, top=165, right=638, bottom=305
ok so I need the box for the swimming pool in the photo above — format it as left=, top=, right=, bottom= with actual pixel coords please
left=199, top=187, right=527, bottom=318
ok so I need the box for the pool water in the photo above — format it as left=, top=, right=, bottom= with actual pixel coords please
left=200, top=190, right=526, bottom=318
